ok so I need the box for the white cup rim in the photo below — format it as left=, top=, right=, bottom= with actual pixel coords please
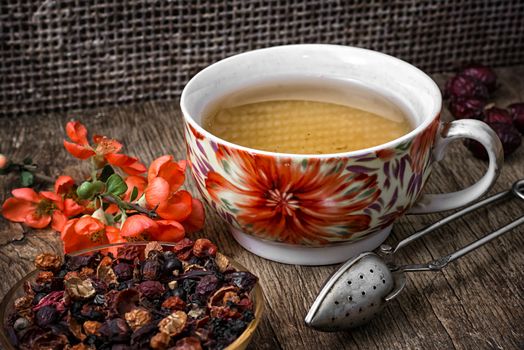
left=180, top=44, right=442, bottom=159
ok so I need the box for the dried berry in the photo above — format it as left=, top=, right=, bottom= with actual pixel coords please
left=483, top=107, right=513, bottom=125
left=35, top=305, right=59, bottom=328
left=83, top=320, right=102, bottom=335
left=124, top=308, right=152, bottom=331
left=145, top=241, right=164, bottom=257
left=444, top=74, right=489, bottom=100
left=162, top=296, right=186, bottom=311
left=65, top=255, right=92, bottom=271
left=459, top=64, right=497, bottom=92
left=193, top=239, right=218, bottom=257
left=141, top=259, right=161, bottom=281
left=98, top=318, right=131, bottom=343
left=226, top=271, right=258, bottom=292
left=508, top=102, right=524, bottom=134
left=174, top=336, right=203, bottom=350
left=34, top=253, right=62, bottom=271
left=65, top=277, right=96, bottom=300
left=137, top=280, right=165, bottom=299
left=164, top=256, right=183, bottom=275
left=196, top=274, right=219, bottom=296
left=208, top=318, right=248, bottom=348
left=466, top=123, right=522, bottom=159
left=113, top=262, right=133, bottom=281
left=150, top=331, right=171, bottom=350
left=158, top=310, right=187, bottom=336
left=114, top=288, right=140, bottom=316
left=448, top=97, right=486, bottom=120
left=117, top=245, right=142, bottom=261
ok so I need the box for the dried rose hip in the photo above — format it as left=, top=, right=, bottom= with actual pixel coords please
left=459, top=64, right=497, bottom=92
left=444, top=74, right=489, bottom=100
left=141, top=259, right=161, bottom=281
left=137, top=280, right=165, bottom=299
left=158, top=310, right=187, bottom=336
left=150, top=331, right=171, bottom=349
left=193, top=239, right=218, bottom=257
left=448, top=97, right=486, bottom=120
left=113, top=262, right=134, bottom=281
left=124, top=307, right=152, bottom=331
left=174, top=336, right=203, bottom=350
left=483, top=107, right=513, bottom=126
left=508, top=103, right=524, bottom=134
left=162, top=296, right=186, bottom=311
left=98, top=318, right=131, bottom=343
left=465, top=122, right=522, bottom=159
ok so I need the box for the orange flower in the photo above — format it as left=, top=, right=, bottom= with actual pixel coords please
left=2, top=188, right=67, bottom=231
left=145, top=156, right=192, bottom=221
left=0, top=154, right=7, bottom=169
left=61, top=216, right=122, bottom=253
left=63, top=121, right=146, bottom=175
left=120, top=215, right=185, bottom=242
left=54, top=175, right=86, bottom=217
left=123, top=175, right=147, bottom=201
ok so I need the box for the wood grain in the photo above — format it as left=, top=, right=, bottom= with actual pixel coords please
left=1, top=66, right=523, bottom=350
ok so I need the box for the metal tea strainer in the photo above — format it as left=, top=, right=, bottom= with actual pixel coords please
left=305, top=179, right=524, bottom=332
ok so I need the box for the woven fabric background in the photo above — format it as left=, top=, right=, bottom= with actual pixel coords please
left=1, top=0, right=524, bottom=117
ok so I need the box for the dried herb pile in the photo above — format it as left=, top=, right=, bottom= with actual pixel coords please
left=6, top=239, right=258, bottom=350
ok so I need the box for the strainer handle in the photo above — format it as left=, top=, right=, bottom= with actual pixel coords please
left=400, top=215, right=524, bottom=272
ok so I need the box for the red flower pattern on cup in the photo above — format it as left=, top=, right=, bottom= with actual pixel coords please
left=205, top=147, right=381, bottom=245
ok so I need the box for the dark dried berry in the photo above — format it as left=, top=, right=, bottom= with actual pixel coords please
left=182, top=279, right=197, bottom=295
left=444, top=74, right=489, bottom=100
left=113, top=262, right=133, bottom=281
left=164, top=256, right=183, bottom=274
left=65, top=255, right=92, bottom=271
left=137, top=281, right=165, bottom=299
left=226, top=271, right=258, bottom=292
left=141, top=259, right=161, bottom=281
left=32, top=292, right=47, bottom=305
left=81, top=303, right=105, bottom=321
left=196, top=275, right=219, bottom=295
left=459, top=64, right=497, bottom=92
left=35, top=305, right=59, bottom=328
left=208, top=317, right=248, bottom=347
left=483, top=107, right=513, bottom=125
left=168, top=287, right=187, bottom=299
left=465, top=123, right=522, bottom=159
left=508, top=103, right=524, bottom=134
left=448, top=97, right=486, bottom=120
left=98, top=318, right=131, bottom=343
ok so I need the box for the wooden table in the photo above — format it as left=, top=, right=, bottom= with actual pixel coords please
left=1, top=67, right=523, bottom=350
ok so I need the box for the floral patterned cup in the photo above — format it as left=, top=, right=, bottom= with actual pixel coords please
left=181, top=45, right=503, bottom=265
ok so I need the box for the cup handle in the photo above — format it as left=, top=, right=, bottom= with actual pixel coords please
left=408, top=119, right=504, bottom=214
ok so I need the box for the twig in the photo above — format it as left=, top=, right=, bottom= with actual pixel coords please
left=102, top=194, right=159, bottom=219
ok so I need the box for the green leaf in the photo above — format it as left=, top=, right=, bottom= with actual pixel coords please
left=77, top=181, right=96, bottom=199
left=99, top=165, right=115, bottom=182
left=106, top=174, right=127, bottom=196
left=130, top=186, right=139, bottom=202
left=20, top=171, right=34, bottom=186
left=113, top=213, right=122, bottom=222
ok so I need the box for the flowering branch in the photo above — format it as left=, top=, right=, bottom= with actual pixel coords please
left=0, top=121, right=205, bottom=253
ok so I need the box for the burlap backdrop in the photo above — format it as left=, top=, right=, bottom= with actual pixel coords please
left=1, top=0, right=523, bottom=117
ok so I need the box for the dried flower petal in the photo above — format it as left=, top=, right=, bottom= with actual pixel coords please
left=117, top=245, right=142, bottom=261
left=150, top=331, right=171, bottom=350
left=137, top=280, right=165, bottom=299
left=145, top=241, right=163, bottom=257
left=64, top=277, right=96, bottom=300
left=125, top=308, right=152, bottom=331
left=158, top=310, right=187, bottom=336
left=34, top=253, right=62, bottom=271
left=114, top=288, right=140, bottom=316
left=83, top=320, right=102, bottom=335
left=68, top=315, right=86, bottom=341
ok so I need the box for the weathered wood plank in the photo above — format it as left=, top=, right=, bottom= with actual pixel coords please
left=0, top=66, right=523, bottom=349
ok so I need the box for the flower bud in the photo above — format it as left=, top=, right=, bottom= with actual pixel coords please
left=0, top=154, right=7, bottom=169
